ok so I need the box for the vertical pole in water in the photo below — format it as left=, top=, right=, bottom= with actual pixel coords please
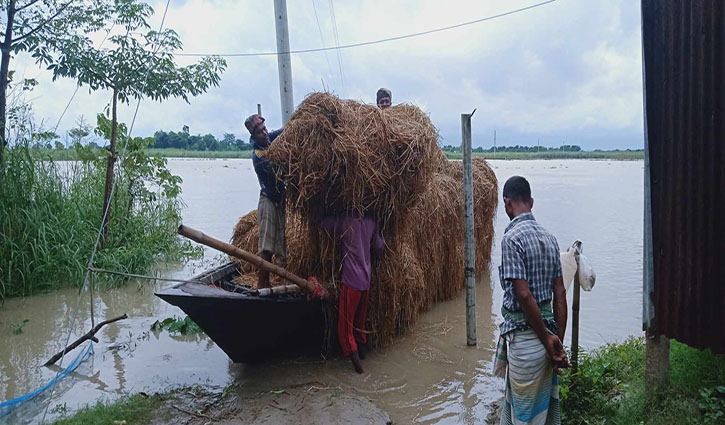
left=571, top=254, right=581, bottom=374
left=273, top=0, right=294, bottom=124
left=462, top=111, right=477, bottom=346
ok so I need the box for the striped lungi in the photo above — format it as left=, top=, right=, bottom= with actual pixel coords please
left=494, top=329, right=560, bottom=425
left=257, top=194, right=286, bottom=263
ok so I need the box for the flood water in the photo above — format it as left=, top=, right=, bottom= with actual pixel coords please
left=0, top=159, right=644, bottom=424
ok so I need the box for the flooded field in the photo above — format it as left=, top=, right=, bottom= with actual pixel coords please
left=0, top=159, right=644, bottom=424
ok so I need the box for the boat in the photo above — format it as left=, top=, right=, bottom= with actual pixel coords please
left=155, top=262, right=329, bottom=363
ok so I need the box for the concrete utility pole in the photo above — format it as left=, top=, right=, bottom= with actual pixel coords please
left=273, top=0, right=294, bottom=124
left=493, top=130, right=497, bottom=158
left=462, top=111, right=477, bottom=346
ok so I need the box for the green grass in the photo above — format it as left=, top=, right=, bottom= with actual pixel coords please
left=144, top=148, right=253, bottom=158
left=0, top=145, right=200, bottom=300
left=51, top=394, right=162, bottom=425
left=444, top=150, right=644, bottom=160
left=561, top=338, right=725, bottom=425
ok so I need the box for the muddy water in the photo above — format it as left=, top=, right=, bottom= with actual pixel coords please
left=0, top=159, right=644, bottom=424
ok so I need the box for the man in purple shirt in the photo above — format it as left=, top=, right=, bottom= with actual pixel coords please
left=318, top=214, right=386, bottom=373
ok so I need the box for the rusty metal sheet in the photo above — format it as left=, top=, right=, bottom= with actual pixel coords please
left=641, top=0, right=725, bottom=354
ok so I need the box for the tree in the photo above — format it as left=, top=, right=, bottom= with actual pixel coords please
left=201, top=133, right=218, bottom=151
left=221, top=132, right=235, bottom=150
left=68, top=115, right=91, bottom=147
left=0, top=0, right=106, bottom=172
left=49, top=0, right=226, bottom=243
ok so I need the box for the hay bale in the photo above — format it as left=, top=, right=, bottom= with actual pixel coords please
left=266, top=92, right=446, bottom=233
left=230, top=158, right=498, bottom=347
left=365, top=158, right=498, bottom=343
left=231, top=92, right=498, bottom=346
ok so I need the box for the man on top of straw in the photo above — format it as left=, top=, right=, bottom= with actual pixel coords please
left=245, top=113, right=286, bottom=289
left=494, top=176, right=569, bottom=425
left=376, top=88, right=392, bottom=109
left=317, top=213, right=385, bottom=374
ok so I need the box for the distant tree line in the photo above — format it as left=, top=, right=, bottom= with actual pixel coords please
left=441, top=144, right=583, bottom=153
left=153, top=129, right=252, bottom=151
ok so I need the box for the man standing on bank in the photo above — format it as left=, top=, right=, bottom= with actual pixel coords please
left=245, top=114, right=286, bottom=289
left=376, top=88, right=392, bottom=109
left=495, top=176, right=570, bottom=425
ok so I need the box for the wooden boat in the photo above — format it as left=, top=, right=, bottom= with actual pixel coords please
left=155, top=262, right=329, bottom=363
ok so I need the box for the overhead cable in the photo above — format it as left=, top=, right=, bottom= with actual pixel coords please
left=174, top=0, right=556, bottom=58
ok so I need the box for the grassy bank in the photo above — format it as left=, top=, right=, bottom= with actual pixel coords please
left=561, top=338, right=725, bottom=425
left=37, top=147, right=643, bottom=161
left=0, top=145, right=199, bottom=300
left=445, top=150, right=644, bottom=160
left=51, top=394, right=162, bottom=425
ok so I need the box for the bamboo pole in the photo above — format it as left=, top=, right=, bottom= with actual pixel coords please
left=462, top=111, right=476, bottom=346
left=177, top=225, right=324, bottom=297
left=45, top=314, right=128, bottom=366
left=255, top=284, right=302, bottom=297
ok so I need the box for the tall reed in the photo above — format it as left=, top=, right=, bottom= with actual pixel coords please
left=0, top=144, right=197, bottom=301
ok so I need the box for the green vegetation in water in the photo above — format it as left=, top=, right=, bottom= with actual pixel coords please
left=51, top=393, right=162, bottom=425
left=10, top=318, right=30, bottom=334
left=560, top=337, right=725, bottom=425
left=444, top=150, right=643, bottom=160
left=151, top=315, right=203, bottom=335
left=0, top=118, right=202, bottom=301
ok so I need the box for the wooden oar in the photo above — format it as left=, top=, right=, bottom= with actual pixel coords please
left=177, top=225, right=326, bottom=298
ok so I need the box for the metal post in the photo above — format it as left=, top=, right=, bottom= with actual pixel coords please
left=462, top=111, right=476, bottom=346
left=571, top=254, right=581, bottom=374
left=273, top=0, right=294, bottom=124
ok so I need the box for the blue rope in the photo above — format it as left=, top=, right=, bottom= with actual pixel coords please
left=0, top=342, right=94, bottom=418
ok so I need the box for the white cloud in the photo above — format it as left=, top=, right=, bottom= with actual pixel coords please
left=11, top=0, right=644, bottom=149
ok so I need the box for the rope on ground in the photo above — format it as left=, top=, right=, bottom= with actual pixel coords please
left=39, top=2, right=174, bottom=423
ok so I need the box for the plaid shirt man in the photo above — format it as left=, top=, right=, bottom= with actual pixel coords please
left=499, top=212, right=562, bottom=336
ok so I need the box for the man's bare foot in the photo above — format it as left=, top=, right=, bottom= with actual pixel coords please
left=350, top=351, right=363, bottom=374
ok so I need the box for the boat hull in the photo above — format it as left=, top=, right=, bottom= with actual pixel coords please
left=155, top=263, right=327, bottom=363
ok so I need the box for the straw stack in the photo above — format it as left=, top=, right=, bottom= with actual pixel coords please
left=231, top=93, right=498, bottom=346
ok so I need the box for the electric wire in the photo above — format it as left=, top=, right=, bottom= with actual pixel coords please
left=310, top=0, right=336, bottom=92
left=39, top=1, right=174, bottom=422
left=327, top=0, right=346, bottom=95
left=174, top=0, right=556, bottom=57
left=52, top=23, right=116, bottom=135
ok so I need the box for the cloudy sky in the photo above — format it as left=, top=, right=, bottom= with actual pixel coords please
left=14, top=0, right=644, bottom=150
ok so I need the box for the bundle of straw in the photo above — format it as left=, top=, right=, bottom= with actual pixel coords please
left=231, top=159, right=497, bottom=346
left=231, top=93, right=498, bottom=346
left=266, top=92, right=446, bottom=233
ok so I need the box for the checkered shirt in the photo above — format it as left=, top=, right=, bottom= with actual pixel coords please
left=499, top=212, right=562, bottom=335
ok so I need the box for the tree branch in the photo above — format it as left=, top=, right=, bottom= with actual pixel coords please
left=44, top=314, right=128, bottom=366
left=1, top=0, right=16, bottom=49
left=15, top=0, right=42, bottom=14
left=11, top=1, right=71, bottom=44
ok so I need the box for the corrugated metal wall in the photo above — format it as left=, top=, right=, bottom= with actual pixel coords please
left=641, top=0, right=725, bottom=354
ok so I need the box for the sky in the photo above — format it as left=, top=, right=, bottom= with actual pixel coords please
left=13, top=0, right=644, bottom=150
